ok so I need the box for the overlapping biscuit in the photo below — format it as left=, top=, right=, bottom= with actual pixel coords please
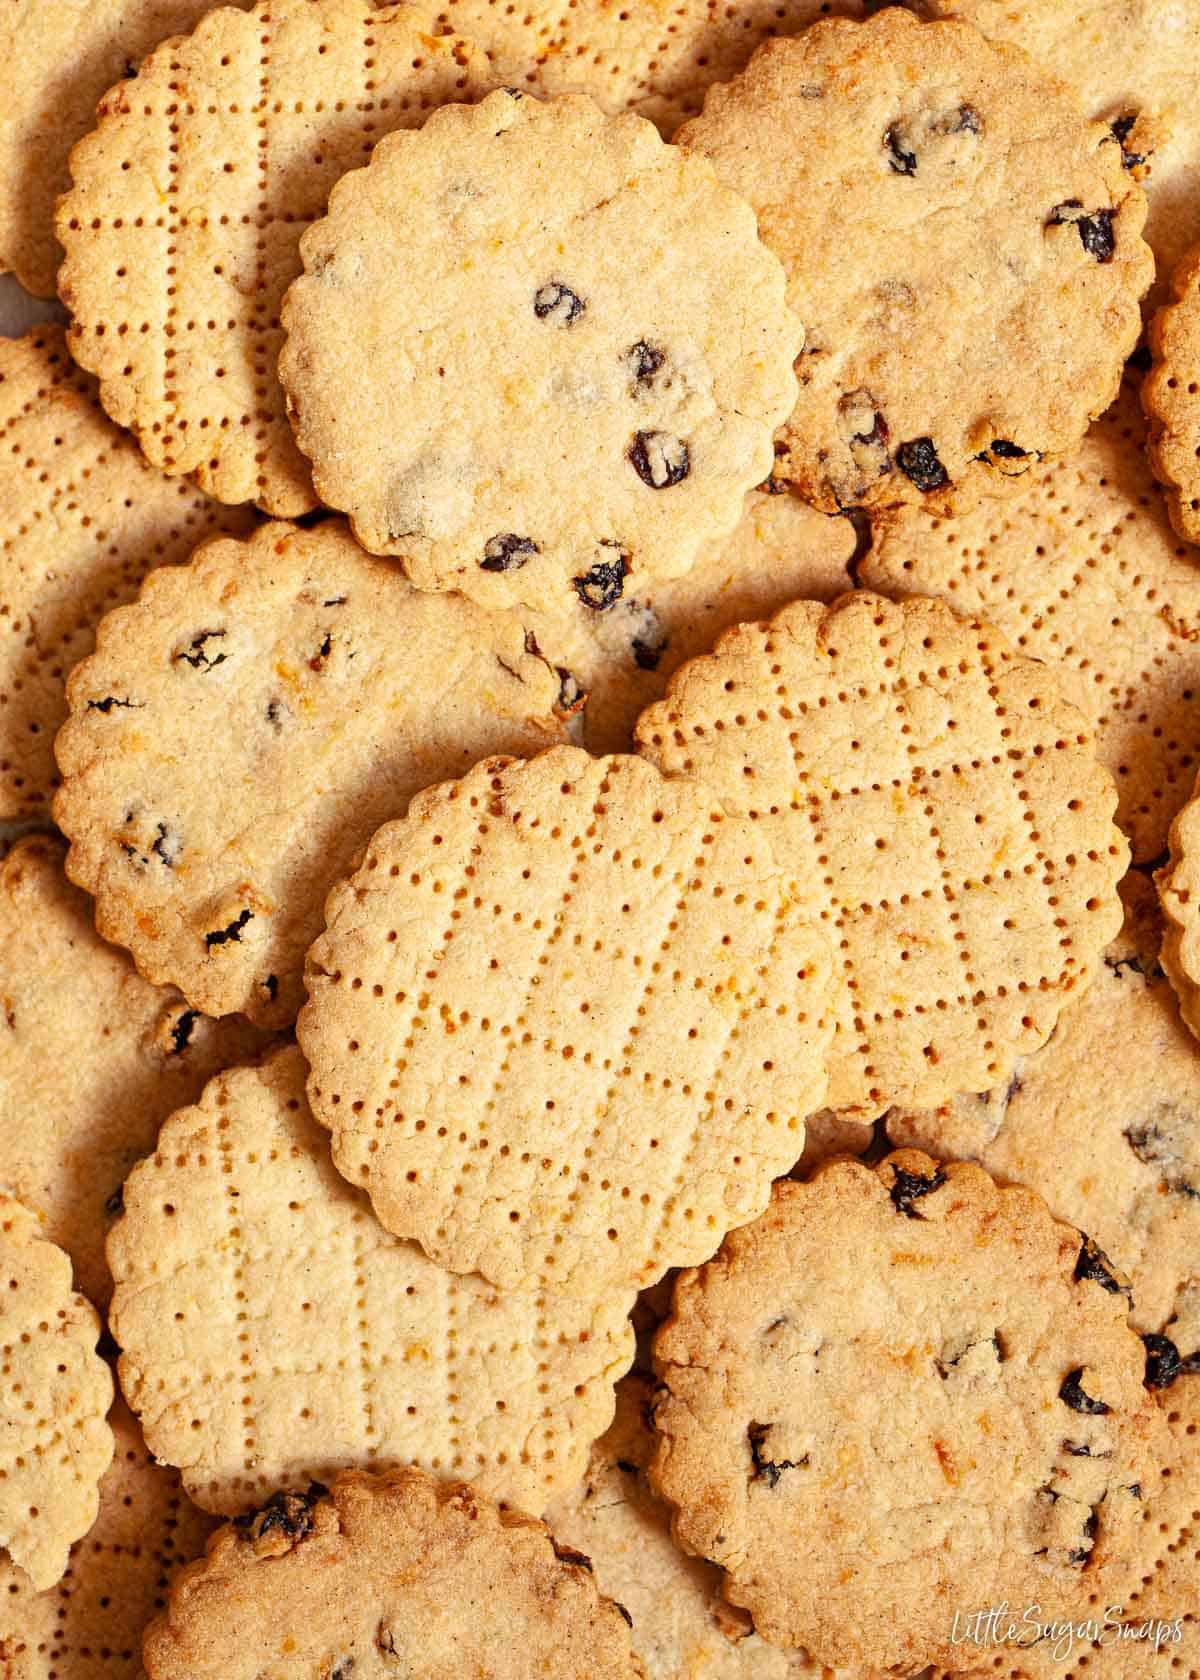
left=108, top=1045, right=636, bottom=1516
left=1156, top=766, right=1200, bottom=1044
left=651, top=1153, right=1165, bottom=1673
left=1144, top=245, right=1200, bottom=546
left=861, top=378, right=1200, bottom=864
left=0, top=1397, right=217, bottom=1680
left=910, top=0, right=1200, bottom=316
left=678, top=8, right=1151, bottom=514
left=299, top=745, right=835, bottom=1296
left=141, top=1468, right=644, bottom=1680
left=57, top=0, right=491, bottom=514
left=0, top=1197, right=114, bottom=1592
left=0, top=326, right=254, bottom=819
left=53, top=519, right=564, bottom=1025
left=0, top=833, right=268, bottom=1307
left=528, top=487, right=858, bottom=755
left=636, top=591, right=1127, bottom=1115
left=280, top=89, right=799, bottom=614
left=886, top=873, right=1200, bottom=1353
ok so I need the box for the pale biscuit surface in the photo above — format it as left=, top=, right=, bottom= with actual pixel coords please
left=862, top=379, right=1200, bottom=864
left=0, top=1397, right=217, bottom=1680
left=1157, top=765, right=1200, bottom=1044
left=108, top=1045, right=635, bottom=1516
left=651, top=1154, right=1164, bottom=1673
left=0, top=1197, right=114, bottom=1592
left=0, top=833, right=268, bottom=1307
left=280, top=89, right=799, bottom=614
left=142, top=1469, right=644, bottom=1680
left=636, top=592, right=1127, bottom=1115
left=678, top=9, right=1151, bottom=514
left=0, top=0, right=252, bottom=297
left=54, top=519, right=563, bottom=1026
left=57, top=0, right=490, bottom=514
left=1144, top=246, right=1200, bottom=545
left=0, top=325, right=253, bottom=820
left=299, top=746, right=835, bottom=1295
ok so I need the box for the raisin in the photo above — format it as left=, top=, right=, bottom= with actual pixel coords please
left=626, top=340, right=665, bottom=390
left=175, top=629, right=228, bottom=671
left=1067, top=1507, right=1099, bottom=1565
left=234, top=1483, right=329, bottom=1544
left=323, top=595, right=347, bottom=607
left=481, top=533, right=538, bottom=573
left=266, top=699, right=284, bottom=729
left=889, top=1164, right=947, bottom=1217
left=952, top=105, right=981, bottom=134
left=309, top=633, right=333, bottom=671
left=550, top=1540, right=593, bottom=1572
left=533, top=282, right=585, bottom=327
left=152, top=822, right=180, bottom=869
left=896, top=437, right=950, bottom=493
left=328, top=1662, right=355, bottom=1680
left=87, top=696, right=138, bottom=713
left=1059, top=1368, right=1110, bottom=1415
left=1110, top=114, right=1145, bottom=170
left=760, top=474, right=787, bottom=495
left=105, top=1185, right=124, bottom=1217
left=555, top=668, right=587, bottom=717
left=168, top=1009, right=198, bottom=1055
left=885, top=126, right=918, bottom=175
left=204, top=908, right=253, bottom=948
left=632, top=634, right=667, bottom=671
left=747, top=1421, right=806, bottom=1487
left=628, top=431, right=690, bottom=489
left=1048, top=201, right=1116, bottom=263
left=1074, top=1235, right=1127, bottom=1295
left=1142, top=1332, right=1182, bottom=1389
left=573, top=548, right=628, bottom=611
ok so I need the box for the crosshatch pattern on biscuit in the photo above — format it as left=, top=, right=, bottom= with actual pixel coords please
left=636, top=591, right=1128, bottom=1115
left=0, top=326, right=254, bottom=820
left=107, top=1045, right=636, bottom=1517
left=299, top=746, right=835, bottom=1296
left=56, top=0, right=491, bottom=514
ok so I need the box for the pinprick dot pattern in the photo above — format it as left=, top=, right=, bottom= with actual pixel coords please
left=636, top=592, right=1128, bottom=1115
left=0, top=327, right=253, bottom=821
left=0, top=1198, right=113, bottom=1593
left=298, top=746, right=835, bottom=1296
left=107, top=1045, right=635, bottom=1517
left=863, top=379, right=1200, bottom=865
left=56, top=0, right=491, bottom=515
left=0, top=1397, right=216, bottom=1680
left=53, top=519, right=563, bottom=1026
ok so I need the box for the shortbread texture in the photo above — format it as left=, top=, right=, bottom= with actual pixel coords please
left=1144, top=244, right=1200, bottom=544
left=53, top=519, right=564, bottom=1025
left=280, top=89, right=799, bottom=614
left=1157, top=765, right=1200, bottom=1044
left=299, top=746, right=835, bottom=1296
left=651, top=1154, right=1164, bottom=1673
left=636, top=592, right=1127, bottom=1114
left=0, top=1198, right=114, bottom=1592
left=57, top=0, right=491, bottom=514
left=678, top=9, right=1151, bottom=513
left=142, top=1470, right=644, bottom=1680
left=107, top=1046, right=635, bottom=1515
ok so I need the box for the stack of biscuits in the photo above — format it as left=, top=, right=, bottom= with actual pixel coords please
left=0, top=3, right=1197, bottom=1676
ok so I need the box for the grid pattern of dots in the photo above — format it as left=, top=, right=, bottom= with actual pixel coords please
left=0, top=1398, right=216, bottom=1680
left=53, top=519, right=563, bottom=1027
left=0, top=1198, right=113, bottom=1593
left=0, top=327, right=253, bottom=820
left=299, top=746, right=835, bottom=1297
left=436, top=0, right=863, bottom=135
left=636, top=591, right=1128, bottom=1115
left=107, top=1046, right=635, bottom=1517
left=864, top=380, right=1200, bottom=864
left=57, top=0, right=488, bottom=514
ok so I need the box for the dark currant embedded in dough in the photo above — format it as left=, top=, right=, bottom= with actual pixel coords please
left=533, top=281, right=586, bottom=327
left=1059, top=1367, right=1110, bottom=1415
left=168, top=1008, right=198, bottom=1056
left=152, top=821, right=181, bottom=869
left=948, top=105, right=981, bottom=134
left=888, top=1164, right=947, bottom=1217
left=747, top=1421, right=806, bottom=1487
left=1142, top=1332, right=1183, bottom=1389
left=633, top=633, right=667, bottom=672
left=626, top=340, right=666, bottom=390
left=1066, top=1507, right=1099, bottom=1566
left=309, top=632, right=333, bottom=672
left=550, top=1539, right=594, bottom=1572
left=760, top=474, right=788, bottom=495
left=234, top=1483, right=329, bottom=1545
left=573, top=547, right=629, bottom=611
left=554, top=667, right=587, bottom=717
left=87, top=695, right=138, bottom=713
left=1074, top=1235, right=1127, bottom=1295
left=976, top=439, right=1038, bottom=476
left=204, top=907, right=253, bottom=948
left=327, top=1661, right=355, bottom=1680
left=896, top=437, right=950, bottom=493
left=1124, top=1118, right=1199, bottom=1197
left=884, top=126, right=918, bottom=175
left=628, top=431, right=690, bottom=489
left=174, top=629, right=228, bottom=671
left=1048, top=201, right=1116, bottom=263
left=481, top=533, right=539, bottom=573
left=1110, top=115, right=1145, bottom=170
